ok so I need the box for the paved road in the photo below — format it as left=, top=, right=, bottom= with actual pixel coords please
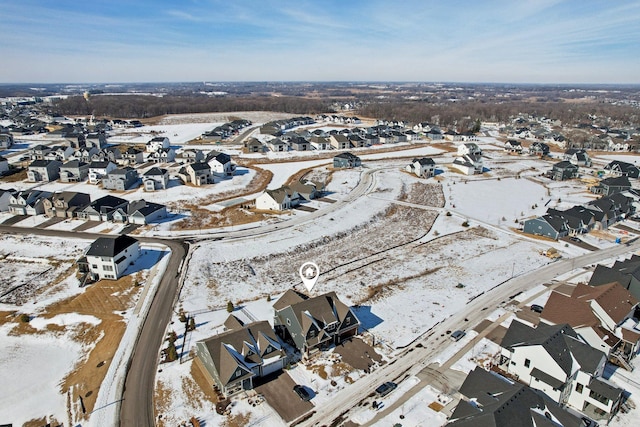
left=0, top=225, right=187, bottom=427
left=295, top=239, right=640, bottom=427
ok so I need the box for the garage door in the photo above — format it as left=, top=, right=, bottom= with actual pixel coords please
left=261, top=359, right=284, bottom=376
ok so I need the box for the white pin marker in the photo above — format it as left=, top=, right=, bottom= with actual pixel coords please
left=299, top=262, right=320, bottom=292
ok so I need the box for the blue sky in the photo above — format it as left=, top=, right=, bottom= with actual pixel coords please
left=1, top=0, right=639, bottom=84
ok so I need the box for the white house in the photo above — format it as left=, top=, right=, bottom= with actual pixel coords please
left=206, top=151, right=236, bottom=176
left=406, top=158, right=436, bottom=178
left=143, top=167, right=169, bottom=191
left=500, top=320, right=623, bottom=423
left=457, top=142, right=482, bottom=156
left=451, top=154, right=483, bottom=175
left=83, top=235, right=140, bottom=281
left=255, top=187, right=298, bottom=211
left=146, top=136, right=170, bottom=152
left=88, top=161, right=117, bottom=184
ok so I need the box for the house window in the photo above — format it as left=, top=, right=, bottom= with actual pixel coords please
left=524, top=358, right=530, bottom=368
left=575, top=383, right=583, bottom=393
left=511, top=361, right=516, bottom=366
left=92, top=264, right=98, bottom=269
left=103, top=265, right=113, bottom=271
left=286, top=318, right=291, bottom=326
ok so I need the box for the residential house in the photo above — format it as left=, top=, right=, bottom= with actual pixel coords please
left=59, top=160, right=90, bottom=183
left=522, top=213, right=569, bottom=240
left=333, top=152, right=361, bottom=168
left=547, top=206, right=596, bottom=235
left=590, top=176, right=632, bottom=196
left=177, top=148, right=205, bottom=164
left=348, top=134, right=367, bottom=148
left=29, top=144, right=52, bottom=160
left=288, top=180, right=319, bottom=201
left=178, top=162, right=213, bottom=186
left=363, top=133, right=379, bottom=145
left=113, top=199, right=167, bottom=225
left=43, top=145, right=74, bottom=161
left=504, top=139, right=523, bottom=153
left=74, top=146, right=100, bottom=163
left=0, top=133, right=13, bottom=149
left=309, top=136, right=331, bottom=150
left=457, top=142, right=482, bottom=157
left=255, top=187, right=298, bottom=211
left=406, top=158, right=436, bottom=178
left=102, top=167, right=139, bottom=191
left=88, top=161, right=117, bottom=184
left=330, top=134, right=351, bottom=150
left=589, top=255, right=640, bottom=302
left=444, top=130, right=462, bottom=141
left=266, top=138, right=288, bottom=152
left=92, top=147, right=122, bottom=164
left=86, top=133, right=107, bottom=148
left=122, top=147, right=145, bottom=165
left=78, top=195, right=129, bottom=222
left=273, top=290, right=359, bottom=357
left=604, top=160, right=640, bottom=178
left=82, top=235, right=140, bottom=280
left=426, top=128, right=443, bottom=140
left=195, top=316, right=286, bottom=397
left=243, top=138, right=264, bottom=153
left=499, top=320, right=623, bottom=423
left=541, top=282, right=640, bottom=371
left=547, top=161, right=579, bottom=181
left=530, top=141, right=550, bottom=156
left=143, top=167, right=169, bottom=191
left=287, top=135, right=311, bottom=151
left=27, top=159, right=62, bottom=182
left=8, top=190, right=52, bottom=215
left=447, top=367, right=584, bottom=427
left=149, top=147, right=176, bottom=164
left=0, top=189, right=16, bottom=212
left=43, top=191, right=91, bottom=218
left=0, top=156, right=9, bottom=176
left=146, top=136, right=170, bottom=152
left=206, top=151, right=236, bottom=176
left=451, top=154, right=483, bottom=175
left=564, top=149, right=592, bottom=167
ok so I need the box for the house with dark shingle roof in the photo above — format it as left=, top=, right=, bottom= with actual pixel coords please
left=43, top=191, right=90, bottom=218
left=564, top=148, right=592, bottom=167
left=27, top=159, right=62, bottom=182
left=142, top=167, right=169, bottom=191
left=273, top=290, right=359, bottom=357
left=522, top=213, right=569, bottom=240
left=195, top=316, right=285, bottom=397
left=547, top=161, right=578, bottom=181
left=541, top=282, right=640, bottom=370
left=255, top=186, right=300, bottom=211
left=446, top=367, right=583, bottom=427
left=590, top=175, right=632, bottom=196
left=113, top=199, right=167, bottom=225
left=604, top=160, right=640, bottom=179
left=333, top=152, right=362, bottom=169
left=406, top=157, right=436, bottom=178
left=82, top=235, right=139, bottom=280
left=498, top=320, right=623, bottom=423
left=178, top=161, right=213, bottom=186
left=78, top=195, right=129, bottom=222
left=589, top=254, right=640, bottom=303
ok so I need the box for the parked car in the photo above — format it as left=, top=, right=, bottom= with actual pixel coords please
left=570, top=236, right=582, bottom=243
left=293, top=384, right=311, bottom=401
left=531, top=304, right=544, bottom=313
left=375, top=381, right=397, bottom=397
left=451, top=330, right=466, bottom=341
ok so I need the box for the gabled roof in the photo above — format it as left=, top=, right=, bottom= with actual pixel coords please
left=413, top=157, right=435, bottom=166
left=143, top=167, right=168, bottom=177
left=553, top=160, right=578, bottom=170
left=189, top=161, right=211, bottom=171
left=273, top=289, right=307, bottom=311
left=86, top=235, right=138, bottom=258
left=600, top=175, right=631, bottom=188
left=87, top=195, right=128, bottom=211
left=274, top=291, right=357, bottom=336
left=127, top=199, right=166, bottom=216
left=501, top=321, right=577, bottom=377
left=573, top=282, right=638, bottom=324
left=448, top=367, right=582, bottom=427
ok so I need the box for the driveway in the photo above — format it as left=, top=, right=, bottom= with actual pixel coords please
left=254, top=371, right=314, bottom=422
left=334, top=338, right=382, bottom=372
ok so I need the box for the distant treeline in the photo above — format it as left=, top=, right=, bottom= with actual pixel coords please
left=360, top=100, right=639, bottom=130
left=53, top=95, right=333, bottom=119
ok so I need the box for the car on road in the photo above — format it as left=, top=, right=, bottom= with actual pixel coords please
left=530, top=304, right=544, bottom=313
left=451, top=330, right=466, bottom=341
left=570, top=237, right=582, bottom=243
left=375, top=381, right=397, bottom=397
left=293, top=384, right=312, bottom=401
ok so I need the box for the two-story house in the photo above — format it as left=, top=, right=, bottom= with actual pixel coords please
left=195, top=316, right=286, bottom=397
left=406, top=158, right=436, bottom=178
left=43, top=191, right=91, bottom=218
left=142, top=167, right=169, bottom=191
left=206, top=151, right=236, bottom=176
left=88, top=161, right=117, bottom=184
left=273, top=290, right=359, bottom=357
left=102, top=167, right=139, bottom=191
left=59, top=160, right=90, bottom=183
left=27, top=159, right=62, bottom=182
left=82, top=235, right=140, bottom=280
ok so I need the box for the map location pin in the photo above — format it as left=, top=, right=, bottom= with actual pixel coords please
left=299, top=262, right=320, bottom=292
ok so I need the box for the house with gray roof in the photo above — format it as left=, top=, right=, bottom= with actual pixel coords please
left=178, top=161, right=213, bottom=186
left=0, top=188, right=16, bottom=212
left=8, top=190, right=52, bottom=215
left=88, top=160, right=117, bottom=184
left=113, top=199, right=167, bottom=225
left=273, top=290, right=359, bottom=357
left=604, top=160, right=640, bottom=179
left=589, top=254, right=640, bottom=302
left=564, top=149, right=592, bottom=167
left=102, top=167, right=139, bottom=191
left=406, top=157, right=436, bottom=178
left=590, top=175, right=632, bottom=196
left=0, top=133, right=13, bottom=149
left=143, top=167, right=169, bottom=191
left=77, top=195, right=129, bottom=222
left=498, top=320, right=623, bottom=423
left=206, top=151, right=236, bottom=176
left=522, top=213, right=569, bottom=240
left=333, top=152, right=361, bottom=168
left=0, top=156, right=9, bottom=176
left=447, top=367, right=583, bottom=427
left=195, top=316, right=286, bottom=397
left=43, top=191, right=90, bottom=218
left=255, top=187, right=299, bottom=211
left=27, top=159, right=62, bottom=182
left=82, top=235, right=139, bottom=280
left=59, top=160, right=90, bottom=183
left=243, top=138, right=264, bottom=153
left=547, top=161, right=579, bottom=181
